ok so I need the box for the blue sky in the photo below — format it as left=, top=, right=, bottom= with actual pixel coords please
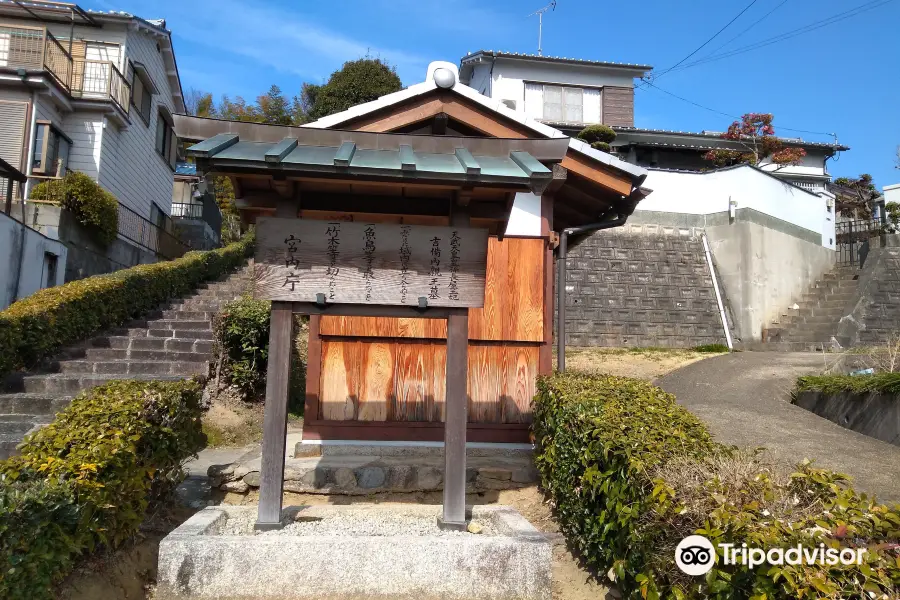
left=86, top=0, right=900, bottom=188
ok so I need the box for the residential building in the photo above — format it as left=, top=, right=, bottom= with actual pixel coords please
left=459, top=50, right=650, bottom=127
left=0, top=0, right=216, bottom=278
left=459, top=50, right=847, bottom=194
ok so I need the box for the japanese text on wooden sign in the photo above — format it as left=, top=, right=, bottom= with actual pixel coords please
left=254, top=218, right=489, bottom=308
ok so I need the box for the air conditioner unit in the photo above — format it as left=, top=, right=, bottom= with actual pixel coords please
left=501, top=99, right=517, bottom=110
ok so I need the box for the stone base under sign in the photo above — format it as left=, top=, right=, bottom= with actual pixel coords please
left=157, top=504, right=550, bottom=600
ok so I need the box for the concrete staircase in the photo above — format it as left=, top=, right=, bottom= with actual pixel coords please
left=755, top=266, right=859, bottom=352
left=0, top=264, right=254, bottom=458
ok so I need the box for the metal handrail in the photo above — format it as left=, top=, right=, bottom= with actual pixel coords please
left=116, top=201, right=187, bottom=260
left=43, top=29, right=71, bottom=88
left=70, top=58, right=131, bottom=114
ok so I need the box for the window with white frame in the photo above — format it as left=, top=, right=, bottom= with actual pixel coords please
left=526, top=83, right=599, bottom=123
left=32, top=121, right=71, bottom=176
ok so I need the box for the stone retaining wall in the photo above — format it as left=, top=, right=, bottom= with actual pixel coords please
left=793, top=390, right=899, bottom=446
left=562, top=229, right=727, bottom=348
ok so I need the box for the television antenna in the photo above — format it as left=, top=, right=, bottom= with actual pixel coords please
left=527, top=1, right=557, bottom=56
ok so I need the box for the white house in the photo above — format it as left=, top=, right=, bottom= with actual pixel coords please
left=459, top=51, right=846, bottom=197
left=459, top=50, right=650, bottom=127
left=0, top=0, right=185, bottom=227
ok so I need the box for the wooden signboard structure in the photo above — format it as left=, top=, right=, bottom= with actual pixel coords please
left=254, top=216, right=490, bottom=531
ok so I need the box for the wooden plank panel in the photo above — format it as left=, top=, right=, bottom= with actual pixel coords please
left=505, top=239, right=544, bottom=342
left=358, top=342, right=393, bottom=421
left=320, top=341, right=357, bottom=420
left=317, top=339, right=537, bottom=425
left=467, top=345, right=502, bottom=424
left=393, top=342, right=429, bottom=421
left=427, top=343, right=447, bottom=422
left=469, top=237, right=508, bottom=341
left=501, top=346, right=537, bottom=424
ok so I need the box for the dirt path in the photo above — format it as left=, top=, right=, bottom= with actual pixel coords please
left=560, top=347, right=719, bottom=380
left=656, top=352, right=900, bottom=503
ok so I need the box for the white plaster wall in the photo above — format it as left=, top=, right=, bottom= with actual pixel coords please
left=97, top=27, right=178, bottom=219
left=59, top=111, right=104, bottom=179
left=504, top=192, right=542, bottom=236
left=884, top=183, right=900, bottom=205
left=638, top=166, right=834, bottom=248
left=0, top=212, right=67, bottom=309
left=489, top=59, right=636, bottom=117
left=467, top=63, right=492, bottom=97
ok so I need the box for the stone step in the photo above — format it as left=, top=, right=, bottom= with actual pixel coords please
left=160, top=309, right=215, bottom=321
left=0, top=393, right=70, bottom=416
left=84, top=347, right=212, bottom=362
left=95, top=336, right=214, bottom=353
left=145, top=319, right=212, bottom=330
left=209, top=454, right=539, bottom=496
left=0, top=416, right=41, bottom=435
left=22, top=373, right=187, bottom=395
left=295, top=441, right=534, bottom=459
left=0, top=434, right=25, bottom=460
left=739, top=341, right=835, bottom=352
left=59, top=359, right=207, bottom=376
left=169, top=301, right=228, bottom=312
left=109, top=327, right=214, bottom=340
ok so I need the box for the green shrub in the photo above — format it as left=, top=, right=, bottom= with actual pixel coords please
left=577, top=124, right=617, bottom=153
left=693, top=343, right=730, bottom=353
left=0, top=231, right=254, bottom=377
left=0, top=480, right=81, bottom=599
left=794, top=373, right=900, bottom=396
left=215, top=296, right=271, bottom=395
left=532, top=372, right=900, bottom=599
left=0, top=379, right=204, bottom=599
left=30, top=171, right=119, bottom=246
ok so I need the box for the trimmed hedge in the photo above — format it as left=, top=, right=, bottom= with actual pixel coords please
left=0, top=379, right=204, bottom=599
left=794, top=373, right=900, bottom=396
left=577, top=124, right=617, bottom=152
left=0, top=231, right=254, bottom=377
left=30, top=171, right=119, bottom=246
left=214, top=296, right=271, bottom=395
left=533, top=372, right=900, bottom=599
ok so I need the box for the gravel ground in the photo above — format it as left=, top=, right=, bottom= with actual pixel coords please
left=219, top=507, right=497, bottom=537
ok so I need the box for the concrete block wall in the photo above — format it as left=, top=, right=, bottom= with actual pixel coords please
left=855, top=236, right=900, bottom=346
left=562, top=230, right=727, bottom=348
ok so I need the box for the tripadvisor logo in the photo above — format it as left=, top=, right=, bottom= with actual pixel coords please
left=675, top=535, right=868, bottom=576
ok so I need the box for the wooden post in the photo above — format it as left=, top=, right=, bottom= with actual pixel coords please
left=439, top=201, right=470, bottom=530
left=255, top=301, right=294, bottom=530
left=439, top=310, right=469, bottom=529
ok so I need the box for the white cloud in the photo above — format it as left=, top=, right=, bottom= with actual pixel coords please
left=141, top=0, right=429, bottom=83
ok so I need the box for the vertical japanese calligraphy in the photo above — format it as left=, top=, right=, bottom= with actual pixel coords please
left=282, top=234, right=301, bottom=290
left=428, top=236, right=441, bottom=300
left=362, top=225, right=376, bottom=302
left=325, top=223, right=341, bottom=300
left=448, top=230, right=461, bottom=301
left=255, top=218, right=488, bottom=307
left=399, top=225, right=411, bottom=304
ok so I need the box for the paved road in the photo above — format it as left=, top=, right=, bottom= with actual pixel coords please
left=655, top=352, right=900, bottom=504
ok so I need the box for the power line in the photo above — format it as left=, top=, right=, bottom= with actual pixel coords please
left=701, top=0, right=791, bottom=58
left=636, top=80, right=837, bottom=141
left=668, top=0, right=896, bottom=74
left=651, top=0, right=761, bottom=82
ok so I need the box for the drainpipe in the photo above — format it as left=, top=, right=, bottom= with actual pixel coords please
left=556, top=211, right=627, bottom=372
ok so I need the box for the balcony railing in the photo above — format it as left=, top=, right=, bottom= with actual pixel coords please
left=0, top=24, right=130, bottom=114
left=71, top=58, right=130, bottom=114
left=0, top=24, right=71, bottom=87
left=172, top=193, right=224, bottom=239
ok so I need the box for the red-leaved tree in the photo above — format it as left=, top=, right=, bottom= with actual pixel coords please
left=703, top=113, right=807, bottom=169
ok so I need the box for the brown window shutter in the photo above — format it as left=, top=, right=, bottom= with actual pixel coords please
left=0, top=101, right=28, bottom=199
left=69, top=40, right=86, bottom=92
